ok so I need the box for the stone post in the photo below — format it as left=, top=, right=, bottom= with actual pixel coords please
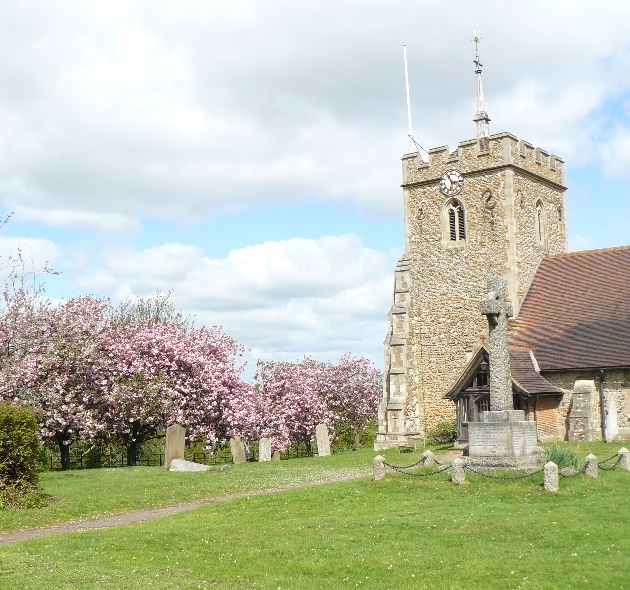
left=480, top=277, right=514, bottom=411
left=584, top=453, right=598, bottom=478
left=451, top=457, right=466, bottom=485
left=258, top=438, right=271, bottom=462
left=165, top=424, right=186, bottom=470
left=315, top=424, right=331, bottom=457
left=422, top=449, right=435, bottom=467
left=373, top=455, right=386, bottom=481
left=618, top=447, right=630, bottom=471
left=544, top=461, right=559, bottom=492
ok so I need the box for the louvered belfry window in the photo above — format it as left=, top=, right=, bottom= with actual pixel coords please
left=447, top=199, right=466, bottom=241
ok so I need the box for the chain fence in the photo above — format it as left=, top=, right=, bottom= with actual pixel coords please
left=382, top=450, right=627, bottom=483
left=382, top=455, right=452, bottom=477
left=598, top=456, right=623, bottom=471
left=558, top=464, right=588, bottom=478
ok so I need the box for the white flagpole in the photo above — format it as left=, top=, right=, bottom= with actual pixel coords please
left=403, top=44, right=414, bottom=152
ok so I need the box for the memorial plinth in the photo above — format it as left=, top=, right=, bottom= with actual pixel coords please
left=467, top=410, right=538, bottom=469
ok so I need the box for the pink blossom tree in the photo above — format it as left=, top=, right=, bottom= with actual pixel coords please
left=99, top=319, right=249, bottom=465
left=0, top=294, right=110, bottom=470
left=243, top=355, right=381, bottom=454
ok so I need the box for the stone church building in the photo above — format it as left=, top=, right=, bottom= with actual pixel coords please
left=374, top=52, right=630, bottom=450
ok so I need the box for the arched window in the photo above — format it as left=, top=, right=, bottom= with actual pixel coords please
left=534, top=199, right=547, bottom=246
left=447, top=199, right=466, bottom=242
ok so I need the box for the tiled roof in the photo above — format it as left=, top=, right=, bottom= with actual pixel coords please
left=445, top=345, right=563, bottom=398
left=510, top=347, right=563, bottom=396
left=510, top=246, right=630, bottom=371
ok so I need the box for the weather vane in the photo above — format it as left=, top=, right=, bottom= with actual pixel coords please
left=471, top=29, right=482, bottom=73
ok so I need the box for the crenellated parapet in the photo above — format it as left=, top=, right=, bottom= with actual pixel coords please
left=403, top=133, right=565, bottom=188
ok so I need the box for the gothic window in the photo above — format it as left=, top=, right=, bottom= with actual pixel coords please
left=446, top=199, right=466, bottom=242
left=534, top=199, right=547, bottom=246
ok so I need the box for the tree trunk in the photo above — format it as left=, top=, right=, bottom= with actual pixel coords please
left=56, top=435, right=71, bottom=471
left=127, top=440, right=138, bottom=467
left=126, top=422, right=141, bottom=467
left=305, top=439, right=312, bottom=457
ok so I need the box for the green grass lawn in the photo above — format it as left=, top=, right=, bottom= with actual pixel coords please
left=0, top=449, right=377, bottom=532
left=1, top=442, right=629, bottom=589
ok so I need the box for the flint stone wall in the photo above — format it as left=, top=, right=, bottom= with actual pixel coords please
left=545, top=369, right=630, bottom=441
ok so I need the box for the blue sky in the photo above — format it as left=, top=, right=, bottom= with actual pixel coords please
left=0, top=1, right=629, bottom=374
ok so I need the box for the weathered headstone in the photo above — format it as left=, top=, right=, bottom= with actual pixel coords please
left=466, top=277, right=538, bottom=470
left=242, top=438, right=253, bottom=461
left=315, top=424, right=331, bottom=457
left=568, top=380, right=596, bottom=441
left=169, top=458, right=211, bottom=472
left=373, top=455, right=386, bottom=481
left=451, top=457, right=466, bottom=485
left=421, top=449, right=435, bottom=467
left=544, top=461, right=559, bottom=492
left=165, top=423, right=186, bottom=470
left=584, top=453, right=598, bottom=478
left=272, top=451, right=281, bottom=462
left=480, top=277, right=513, bottom=411
left=230, top=436, right=246, bottom=464
left=618, top=447, right=630, bottom=471
left=258, top=438, right=271, bottom=462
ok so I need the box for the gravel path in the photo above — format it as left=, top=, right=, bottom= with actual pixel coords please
left=0, top=473, right=368, bottom=547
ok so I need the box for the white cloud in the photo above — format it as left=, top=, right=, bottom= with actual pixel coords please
left=14, top=205, right=140, bottom=234
left=0, top=1, right=629, bottom=228
left=76, top=234, right=398, bottom=367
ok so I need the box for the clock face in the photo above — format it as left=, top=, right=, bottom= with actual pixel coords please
left=439, top=169, right=464, bottom=197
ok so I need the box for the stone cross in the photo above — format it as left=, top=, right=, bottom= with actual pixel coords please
left=480, top=277, right=514, bottom=412
left=165, top=424, right=186, bottom=470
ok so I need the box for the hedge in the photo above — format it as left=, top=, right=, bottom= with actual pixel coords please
left=0, top=401, right=45, bottom=508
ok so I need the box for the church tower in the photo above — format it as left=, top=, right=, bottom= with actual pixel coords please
left=375, top=40, right=568, bottom=449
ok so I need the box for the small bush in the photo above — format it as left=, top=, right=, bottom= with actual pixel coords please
left=426, top=420, right=457, bottom=446
left=540, top=443, right=579, bottom=469
left=0, top=402, right=42, bottom=509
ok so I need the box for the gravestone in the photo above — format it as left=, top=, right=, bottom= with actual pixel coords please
left=467, top=277, right=538, bottom=469
left=165, top=424, right=186, bottom=470
left=272, top=451, right=281, bottom=462
left=169, top=458, right=211, bottom=472
left=258, top=438, right=271, bottom=462
left=315, top=424, right=331, bottom=457
left=230, top=436, right=247, bottom=464
left=568, top=380, right=596, bottom=441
